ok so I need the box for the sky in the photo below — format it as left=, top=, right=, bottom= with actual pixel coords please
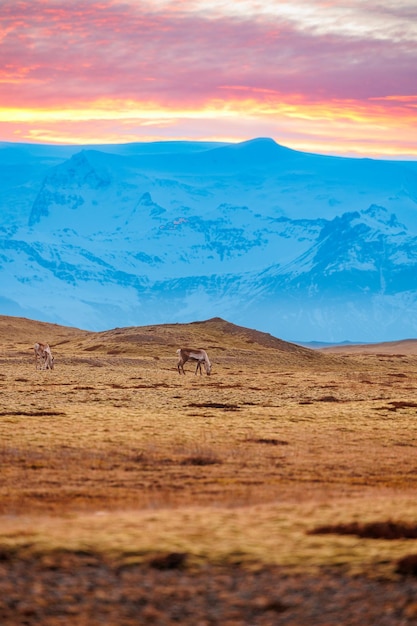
left=1, top=0, right=416, bottom=158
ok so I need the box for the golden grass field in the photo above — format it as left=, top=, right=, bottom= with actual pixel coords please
left=3, top=314, right=417, bottom=624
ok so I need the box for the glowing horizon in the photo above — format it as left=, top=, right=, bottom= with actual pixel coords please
left=1, top=0, right=416, bottom=159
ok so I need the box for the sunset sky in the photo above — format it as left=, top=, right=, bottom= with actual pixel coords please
left=1, top=0, right=416, bottom=158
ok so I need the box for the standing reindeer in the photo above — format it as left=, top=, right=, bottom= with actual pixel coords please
left=34, top=342, right=54, bottom=370
left=176, top=348, right=211, bottom=375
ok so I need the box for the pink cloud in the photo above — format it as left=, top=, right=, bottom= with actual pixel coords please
left=1, top=1, right=415, bottom=106
left=0, top=1, right=416, bottom=156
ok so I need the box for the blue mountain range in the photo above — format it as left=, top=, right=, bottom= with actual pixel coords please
left=1, top=137, right=417, bottom=342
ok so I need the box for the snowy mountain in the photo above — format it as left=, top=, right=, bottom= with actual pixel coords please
left=1, top=137, right=417, bottom=342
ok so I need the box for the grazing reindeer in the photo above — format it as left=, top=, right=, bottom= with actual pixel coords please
left=34, top=342, right=54, bottom=370
left=177, top=348, right=211, bottom=375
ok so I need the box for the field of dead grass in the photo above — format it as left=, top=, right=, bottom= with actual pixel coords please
left=2, top=315, right=417, bottom=623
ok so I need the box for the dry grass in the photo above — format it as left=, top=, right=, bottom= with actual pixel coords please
left=2, top=315, right=417, bottom=578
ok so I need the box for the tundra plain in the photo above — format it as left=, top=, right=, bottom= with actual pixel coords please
left=2, top=315, right=417, bottom=624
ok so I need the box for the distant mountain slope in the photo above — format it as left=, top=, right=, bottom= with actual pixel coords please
left=319, top=338, right=417, bottom=355
left=1, top=138, right=417, bottom=343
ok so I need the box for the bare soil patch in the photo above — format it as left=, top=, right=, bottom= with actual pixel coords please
left=3, top=554, right=417, bottom=626
left=310, top=521, right=417, bottom=540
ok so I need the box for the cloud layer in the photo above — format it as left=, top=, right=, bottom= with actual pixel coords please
left=1, top=0, right=416, bottom=156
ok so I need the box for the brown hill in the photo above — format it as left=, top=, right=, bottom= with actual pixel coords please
left=0, top=314, right=321, bottom=364
left=79, top=316, right=318, bottom=355
left=62, top=316, right=326, bottom=364
left=0, top=315, right=90, bottom=356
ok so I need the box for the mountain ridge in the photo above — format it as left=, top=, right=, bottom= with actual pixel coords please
left=1, top=138, right=417, bottom=342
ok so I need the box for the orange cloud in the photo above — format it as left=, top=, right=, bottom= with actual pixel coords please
left=0, top=0, right=416, bottom=158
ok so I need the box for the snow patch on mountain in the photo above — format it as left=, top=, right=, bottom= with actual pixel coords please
left=1, top=138, right=417, bottom=341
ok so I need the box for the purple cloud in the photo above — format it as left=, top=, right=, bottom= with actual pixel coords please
left=1, top=0, right=415, bottom=105
left=0, top=0, right=416, bottom=156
